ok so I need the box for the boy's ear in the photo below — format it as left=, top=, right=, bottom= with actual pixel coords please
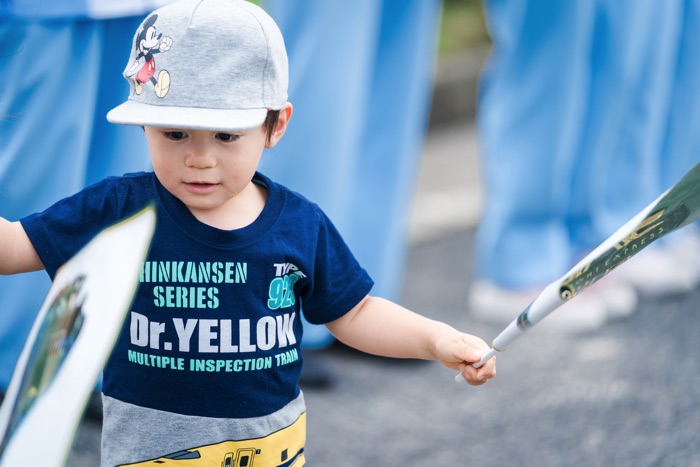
left=266, top=102, right=293, bottom=148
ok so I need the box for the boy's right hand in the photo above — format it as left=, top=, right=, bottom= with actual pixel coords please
left=434, top=331, right=496, bottom=386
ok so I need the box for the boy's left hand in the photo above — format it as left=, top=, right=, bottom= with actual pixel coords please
left=435, top=333, right=496, bottom=386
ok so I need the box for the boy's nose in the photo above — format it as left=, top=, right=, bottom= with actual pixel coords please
left=185, top=144, right=216, bottom=168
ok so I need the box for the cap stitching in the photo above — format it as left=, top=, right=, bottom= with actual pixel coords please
left=239, top=6, right=272, bottom=106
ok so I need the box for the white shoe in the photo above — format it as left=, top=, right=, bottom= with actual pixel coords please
left=665, top=226, right=700, bottom=286
left=588, top=276, right=638, bottom=320
left=468, top=280, right=536, bottom=326
left=613, top=245, right=698, bottom=297
left=532, top=293, right=608, bottom=334
left=469, top=280, right=608, bottom=334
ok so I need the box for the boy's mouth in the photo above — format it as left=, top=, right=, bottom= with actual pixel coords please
left=185, top=181, right=217, bottom=194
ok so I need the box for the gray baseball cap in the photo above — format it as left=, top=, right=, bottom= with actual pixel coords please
left=107, top=0, right=288, bottom=132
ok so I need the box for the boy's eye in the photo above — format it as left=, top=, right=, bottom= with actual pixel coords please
left=164, top=131, right=187, bottom=141
left=216, top=133, right=240, bottom=142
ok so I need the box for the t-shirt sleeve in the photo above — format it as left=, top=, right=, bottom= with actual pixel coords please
left=20, top=177, right=124, bottom=279
left=299, top=209, right=374, bottom=325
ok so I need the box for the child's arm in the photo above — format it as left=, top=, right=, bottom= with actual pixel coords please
left=0, top=218, right=43, bottom=274
left=325, top=295, right=496, bottom=386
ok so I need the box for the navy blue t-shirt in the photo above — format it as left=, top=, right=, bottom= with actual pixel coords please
left=21, top=171, right=373, bottom=418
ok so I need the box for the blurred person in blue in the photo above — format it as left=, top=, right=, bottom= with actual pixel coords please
left=261, top=0, right=441, bottom=352
left=0, top=0, right=174, bottom=399
left=650, top=0, right=700, bottom=285
left=469, top=0, right=700, bottom=332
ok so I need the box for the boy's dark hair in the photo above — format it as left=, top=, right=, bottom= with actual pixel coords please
left=263, top=110, right=280, bottom=146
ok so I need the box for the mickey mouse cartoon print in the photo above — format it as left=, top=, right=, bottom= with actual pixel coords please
left=126, top=14, right=173, bottom=98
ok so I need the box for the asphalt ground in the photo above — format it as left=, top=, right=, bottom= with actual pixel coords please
left=66, top=121, right=700, bottom=466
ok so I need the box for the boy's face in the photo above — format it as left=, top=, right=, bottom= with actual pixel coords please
left=144, top=124, right=269, bottom=220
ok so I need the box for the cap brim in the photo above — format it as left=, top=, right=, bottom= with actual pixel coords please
left=107, top=100, right=268, bottom=132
